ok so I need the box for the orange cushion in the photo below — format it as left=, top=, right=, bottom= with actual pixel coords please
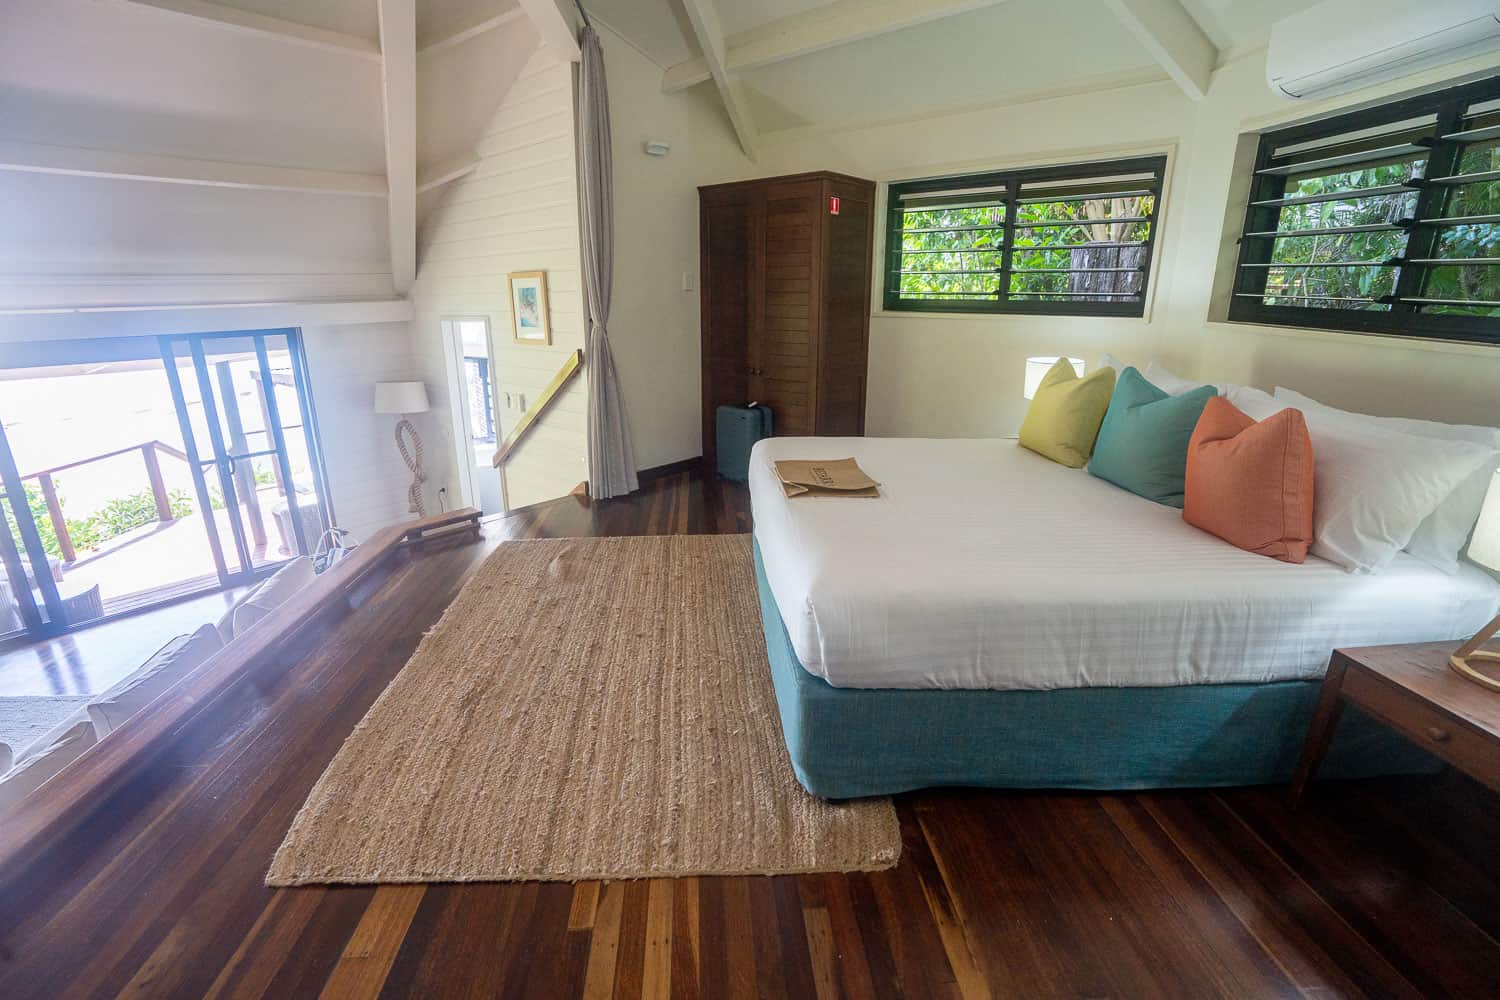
left=1184, top=397, right=1315, bottom=563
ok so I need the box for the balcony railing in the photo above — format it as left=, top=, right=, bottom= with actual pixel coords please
left=13, top=440, right=190, bottom=563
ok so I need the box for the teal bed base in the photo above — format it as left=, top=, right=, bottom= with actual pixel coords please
left=753, top=541, right=1435, bottom=798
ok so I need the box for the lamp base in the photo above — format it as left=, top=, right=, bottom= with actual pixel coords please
left=1450, top=651, right=1500, bottom=692
left=395, top=416, right=427, bottom=518
left=1450, top=612, right=1500, bottom=692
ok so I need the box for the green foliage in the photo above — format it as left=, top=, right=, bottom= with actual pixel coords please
left=1261, top=141, right=1500, bottom=315
left=6, top=479, right=194, bottom=561
left=75, top=490, right=194, bottom=549
left=4, top=482, right=62, bottom=562
left=897, top=204, right=1005, bottom=300
left=206, top=466, right=275, bottom=511
left=894, top=195, right=1154, bottom=303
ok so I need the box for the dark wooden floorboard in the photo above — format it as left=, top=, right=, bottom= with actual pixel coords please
left=1, top=469, right=1496, bottom=998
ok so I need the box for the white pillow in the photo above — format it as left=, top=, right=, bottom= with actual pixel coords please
left=85, top=624, right=224, bottom=737
left=1224, top=384, right=1277, bottom=413
left=215, top=602, right=238, bottom=644
left=1275, top=387, right=1500, bottom=574
left=1141, top=361, right=1241, bottom=398
left=231, top=556, right=316, bottom=637
left=0, top=708, right=96, bottom=810
left=1098, top=352, right=1126, bottom=373
left=1141, top=361, right=1280, bottom=414
left=1142, top=361, right=1205, bottom=395
left=0, top=740, right=11, bottom=775
left=1243, top=396, right=1497, bottom=572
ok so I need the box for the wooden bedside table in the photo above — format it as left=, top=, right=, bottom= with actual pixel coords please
left=1290, top=641, right=1500, bottom=807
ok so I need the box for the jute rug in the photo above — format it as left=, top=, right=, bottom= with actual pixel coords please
left=266, top=534, right=899, bottom=885
left=0, top=695, right=90, bottom=755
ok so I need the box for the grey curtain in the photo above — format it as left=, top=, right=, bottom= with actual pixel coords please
left=577, top=23, right=639, bottom=499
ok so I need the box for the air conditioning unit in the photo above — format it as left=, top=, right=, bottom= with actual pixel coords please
left=1268, top=0, right=1500, bottom=100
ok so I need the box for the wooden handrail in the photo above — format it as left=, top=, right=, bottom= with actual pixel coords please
left=0, top=507, right=482, bottom=886
left=492, top=348, right=583, bottom=468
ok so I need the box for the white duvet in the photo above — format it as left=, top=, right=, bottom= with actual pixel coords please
left=749, top=437, right=1500, bottom=691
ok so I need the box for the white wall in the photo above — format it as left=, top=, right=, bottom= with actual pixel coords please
left=300, top=322, right=430, bottom=538
left=596, top=26, right=708, bottom=470
left=412, top=44, right=589, bottom=510
left=599, top=33, right=1500, bottom=457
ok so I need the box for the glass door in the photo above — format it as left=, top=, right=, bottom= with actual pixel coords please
left=0, top=420, right=65, bottom=642
left=160, top=330, right=330, bottom=587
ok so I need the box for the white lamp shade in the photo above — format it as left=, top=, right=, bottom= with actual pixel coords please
left=374, top=381, right=430, bottom=415
left=1024, top=356, right=1085, bottom=400
left=1467, top=469, right=1500, bottom=573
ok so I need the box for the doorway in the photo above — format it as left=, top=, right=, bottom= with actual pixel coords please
left=442, top=317, right=505, bottom=515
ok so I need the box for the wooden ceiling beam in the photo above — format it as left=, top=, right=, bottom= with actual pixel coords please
left=0, top=140, right=386, bottom=196
left=418, top=6, right=527, bottom=58
left=678, top=0, right=759, bottom=160
left=378, top=0, right=418, bottom=293
left=517, top=0, right=582, bottom=62
left=1101, top=0, right=1217, bottom=101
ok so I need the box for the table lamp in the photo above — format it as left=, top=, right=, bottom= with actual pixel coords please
left=1024, top=356, right=1085, bottom=400
left=375, top=381, right=430, bottom=517
left=1453, top=468, right=1500, bottom=691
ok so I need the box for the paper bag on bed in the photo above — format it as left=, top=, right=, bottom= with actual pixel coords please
left=774, top=458, right=880, bottom=498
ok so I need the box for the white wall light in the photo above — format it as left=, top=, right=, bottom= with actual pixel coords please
left=1023, top=356, right=1085, bottom=400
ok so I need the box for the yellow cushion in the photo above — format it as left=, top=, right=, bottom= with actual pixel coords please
left=1019, top=359, right=1117, bottom=468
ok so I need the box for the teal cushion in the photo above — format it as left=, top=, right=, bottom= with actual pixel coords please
left=1088, top=367, right=1214, bottom=507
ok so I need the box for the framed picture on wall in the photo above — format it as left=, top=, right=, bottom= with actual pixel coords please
left=507, top=270, right=551, bottom=345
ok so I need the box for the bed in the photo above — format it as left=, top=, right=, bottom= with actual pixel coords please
left=749, top=437, right=1500, bottom=798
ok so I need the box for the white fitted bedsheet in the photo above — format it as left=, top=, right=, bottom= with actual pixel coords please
left=749, top=437, right=1500, bottom=690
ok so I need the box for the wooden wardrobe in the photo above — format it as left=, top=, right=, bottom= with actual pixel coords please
left=698, top=171, right=876, bottom=468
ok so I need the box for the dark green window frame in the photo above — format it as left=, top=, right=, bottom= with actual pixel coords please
left=883, top=154, right=1168, bottom=317
left=1230, top=75, right=1500, bottom=347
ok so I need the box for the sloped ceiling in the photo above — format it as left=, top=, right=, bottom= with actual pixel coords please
left=420, top=17, right=540, bottom=173
left=0, top=0, right=1331, bottom=309
left=0, top=0, right=538, bottom=308
left=737, top=0, right=1160, bottom=131
left=593, top=0, right=1330, bottom=138
left=0, top=0, right=386, bottom=172
left=1177, top=0, right=1327, bottom=58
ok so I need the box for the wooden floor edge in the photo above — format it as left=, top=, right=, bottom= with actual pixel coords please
left=0, top=507, right=482, bottom=885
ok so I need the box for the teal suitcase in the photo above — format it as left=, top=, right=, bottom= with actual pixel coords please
left=716, top=404, right=773, bottom=482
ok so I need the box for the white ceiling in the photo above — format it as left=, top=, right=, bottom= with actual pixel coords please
left=0, top=0, right=1328, bottom=299
left=0, top=0, right=1326, bottom=181
left=586, top=0, right=701, bottom=67
left=1178, top=0, right=1324, bottom=57
left=717, top=0, right=837, bottom=36
left=587, top=0, right=1329, bottom=135
left=0, top=0, right=541, bottom=298
left=738, top=0, right=1160, bottom=130
left=201, top=0, right=522, bottom=45
left=0, top=0, right=386, bottom=173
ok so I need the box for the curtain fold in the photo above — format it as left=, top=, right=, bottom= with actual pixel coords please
left=577, top=23, right=639, bottom=499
